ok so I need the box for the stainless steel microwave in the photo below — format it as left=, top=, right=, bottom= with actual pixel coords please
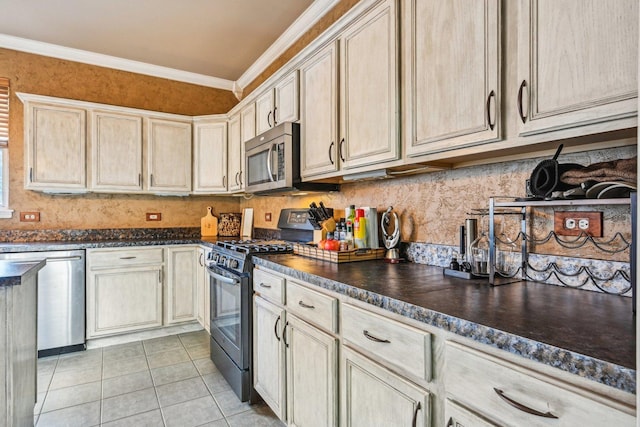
left=244, top=122, right=339, bottom=195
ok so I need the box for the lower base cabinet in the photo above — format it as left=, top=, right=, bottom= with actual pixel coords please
left=341, top=346, right=430, bottom=427
left=445, top=399, right=498, bottom=427
left=286, top=314, right=338, bottom=427
left=253, top=295, right=286, bottom=419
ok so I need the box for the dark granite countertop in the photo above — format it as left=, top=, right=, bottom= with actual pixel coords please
left=0, top=260, right=46, bottom=287
left=253, top=254, right=636, bottom=394
left=0, top=238, right=218, bottom=253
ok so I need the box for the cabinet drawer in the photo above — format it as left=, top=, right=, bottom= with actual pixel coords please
left=341, top=303, right=432, bottom=382
left=445, top=342, right=635, bottom=427
left=285, top=281, right=338, bottom=333
left=253, top=268, right=284, bottom=304
left=88, top=247, right=164, bottom=269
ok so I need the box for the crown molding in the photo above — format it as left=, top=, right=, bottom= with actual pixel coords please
left=0, top=33, right=235, bottom=91
left=235, top=0, right=340, bottom=92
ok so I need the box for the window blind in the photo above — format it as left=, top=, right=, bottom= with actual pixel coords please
left=0, top=78, right=9, bottom=147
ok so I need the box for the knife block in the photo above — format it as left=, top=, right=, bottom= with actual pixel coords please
left=313, top=229, right=326, bottom=244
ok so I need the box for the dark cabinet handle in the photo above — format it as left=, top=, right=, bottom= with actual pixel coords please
left=493, top=388, right=558, bottom=419
left=446, top=417, right=454, bottom=427
left=138, top=173, right=142, bottom=186
left=363, top=330, right=390, bottom=343
left=198, top=252, right=204, bottom=266
left=486, top=90, right=496, bottom=131
left=235, top=172, right=240, bottom=186
left=298, top=301, right=315, bottom=309
left=150, top=173, right=154, bottom=187
left=267, top=110, right=272, bottom=128
left=411, top=401, right=421, bottom=427
left=273, top=106, right=278, bottom=126
left=517, top=80, right=527, bottom=124
left=274, top=315, right=281, bottom=341
left=259, top=283, right=271, bottom=289
left=283, top=321, right=289, bottom=348
left=339, top=138, right=345, bottom=162
left=29, top=167, right=33, bottom=183
left=238, top=171, right=243, bottom=186
left=328, top=141, right=334, bottom=165
left=222, top=175, right=227, bottom=188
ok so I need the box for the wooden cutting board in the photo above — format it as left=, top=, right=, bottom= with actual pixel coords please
left=201, top=206, right=218, bottom=237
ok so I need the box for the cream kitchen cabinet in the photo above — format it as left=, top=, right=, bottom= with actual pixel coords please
left=338, top=0, right=399, bottom=171
left=444, top=341, right=635, bottom=426
left=255, top=71, right=299, bottom=135
left=22, top=101, right=87, bottom=192
left=147, top=117, right=192, bottom=194
left=196, top=246, right=211, bottom=332
left=192, top=117, right=227, bottom=194
left=444, top=399, right=499, bottom=427
left=240, top=103, right=256, bottom=143
left=165, top=246, right=198, bottom=325
left=253, top=268, right=339, bottom=426
left=89, top=110, right=143, bottom=192
left=86, top=247, right=164, bottom=338
left=341, top=346, right=430, bottom=427
left=299, top=41, right=340, bottom=179
left=402, top=0, right=500, bottom=157
left=253, top=295, right=286, bottom=420
left=516, top=0, right=638, bottom=138
left=227, top=112, right=243, bottom=192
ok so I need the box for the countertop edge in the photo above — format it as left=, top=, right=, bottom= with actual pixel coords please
left=252, top=256, right=636, bottom=395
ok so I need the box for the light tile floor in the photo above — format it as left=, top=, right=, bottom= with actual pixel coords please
left=35, top=330, right=284, bottom=427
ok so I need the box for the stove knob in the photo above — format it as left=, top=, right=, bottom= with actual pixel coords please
left=219, top=256, right=226, bottom=266
left=228, top=259, right=239, bottom=269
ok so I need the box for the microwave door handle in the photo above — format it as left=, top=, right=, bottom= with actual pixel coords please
left=266, top=143, right=276, bottom=182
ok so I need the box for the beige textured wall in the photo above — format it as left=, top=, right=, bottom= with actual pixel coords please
left=241, top=145, right=636, bottom=260
left=0, top=48, right=240, bottom=230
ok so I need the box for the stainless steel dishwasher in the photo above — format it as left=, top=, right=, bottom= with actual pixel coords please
left=0, top=250, right=86, bottom=356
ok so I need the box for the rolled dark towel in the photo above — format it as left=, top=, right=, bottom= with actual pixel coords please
left=560, top=156, right=637, bottom=185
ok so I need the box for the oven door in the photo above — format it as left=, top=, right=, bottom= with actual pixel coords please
left=207, top=264, right=251, bottom=370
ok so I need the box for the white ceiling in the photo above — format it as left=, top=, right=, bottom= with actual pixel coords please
left=0, top=0, right=335, bottom=91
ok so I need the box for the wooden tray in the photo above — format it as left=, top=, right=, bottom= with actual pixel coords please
left=293, top=244, right=386, bottom=263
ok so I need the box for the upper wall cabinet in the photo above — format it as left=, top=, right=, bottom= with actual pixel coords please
left=255, top=71, right=299, bottom=135
left=147, top=118, right=193, bottom=194
left=192, top=118, right=227, bottom=194
left=516, top=0, right=638, bottom=137
left=90, top=111, right=143, bottom=192
left=300, top=41, right=340, bottom=179
left=403, top=0, right=500, bottom=157
left=241, top=103, right=256, bottom=143
left=227, top=113, right=243, bottom=192
left=339, top=0, right=399, bottom=170
left=24, top=102, right=87, bottom=192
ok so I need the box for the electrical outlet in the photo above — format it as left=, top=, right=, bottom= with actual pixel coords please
left=554, top=211, right=602, bottom=237
left=146, top=213, right=162, bottom=221
left=20, top=211, right=40, bottom=222
left=265, top=213, right=272, bottom=222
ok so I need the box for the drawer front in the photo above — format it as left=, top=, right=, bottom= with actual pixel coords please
left=445, top=342, right=635, bottom=427
left=341, top=303, right=431, bottom=382
left=88, top=247, right=164, bottom=269
left=253, top=268, right=284, bottom=304
left=285, top=280, right=338, bottom=333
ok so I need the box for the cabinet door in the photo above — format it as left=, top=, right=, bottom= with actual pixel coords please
left=240, top=103, right=256, bottom=143
left=404, top=0, right=500, bottom=157
left=166, top=247, right=198, bottom=324
left=25, top=104, right=86, bottom=191
left=286, top=314, right=338, bottom=427
left=341, top=346, right=430, bottom=427
left=300, top=42, right=340, bottom=179
left=87, top=266, right=163, bottom=338
left=255, top=91, right=275, bottom=135
left=147, top=118, right=192, bottom=193
left=517, top=0, right=638, bottom=137
left=339, top=0, right=399, bottom=170
left=196, top=247, right=206, bottom=328
left=227, top=113, right=243, bottom=192
left=90, top=111, right=143, bottom=191
left=253, top=296, right=286, bottom=420
left=193, top=120, right=227, bottom=193
left=274, top=71, right=299, bottom=125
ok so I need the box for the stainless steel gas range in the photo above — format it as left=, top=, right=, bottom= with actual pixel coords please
left=206, top=240, right=293, bottom=402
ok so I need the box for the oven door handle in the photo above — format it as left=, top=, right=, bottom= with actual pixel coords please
left=206, top=267, right=240, bottom=285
